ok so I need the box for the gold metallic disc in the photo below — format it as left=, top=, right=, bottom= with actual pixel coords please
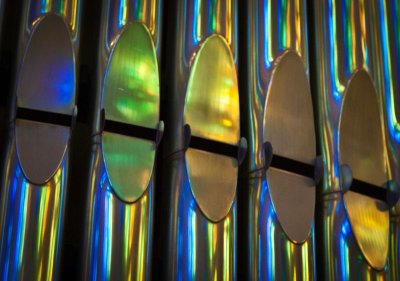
left=102, top=22, right=159, bottom=202
left=184, top=35, right=239, bottom=221
left=186, top=149, right=237, bottom=222
left=185, top=34, right=239, bottom=145
left=339, top=70, right=389, bottom=270
left=264, top=51, right=316, bottom=243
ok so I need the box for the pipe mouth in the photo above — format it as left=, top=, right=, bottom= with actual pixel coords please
left=184, top=35, right=239, bottom=222
left=339, top=69, right=389, bottom=270
left=264, top=51, right=316, bottom=244
left=16, top=14, right=75, bottom=185
left=101, top=22, right=159, bottom=202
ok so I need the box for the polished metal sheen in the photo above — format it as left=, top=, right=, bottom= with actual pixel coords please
left=0, top=1, right=81, bottom=279
left=185, top=34, right=240, bottom=146
left=159, top=1, right=239, bottom=279
left=242, top=0, right=315, bottom=279
left=264, top=51, right=316, bottom=243
left=186, top=149, right=238, bottom=222
left=102, top=22, right=159, bottom=202
left=16, top=14, right=75, bottom=184
left=339, top=70, right=389, bottom=270
left=184, top=34, right=239, bottom=222
left=311, top=0, right=399, bottom=279
left=83, top=0, right=162, bottom=279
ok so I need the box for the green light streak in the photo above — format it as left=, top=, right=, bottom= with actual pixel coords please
left=137, top=195, right=147, bottom=281
left=209, top=0, right=217, bottom=32
left=134, top=0, right=145, bottom=19
left=207, top=223, right=213, bottom=272
left=123, top=206, right=131, bottom=275
left=345, top=0, right=353, bottom=73
left=281, top=0, right=287, bottom=48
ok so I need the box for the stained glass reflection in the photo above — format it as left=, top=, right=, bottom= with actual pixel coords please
left=102, top=133, right=155, bottom=202
left=103, top=22, right=159, bottom=129
left=185, top=34, right=239, bottom=145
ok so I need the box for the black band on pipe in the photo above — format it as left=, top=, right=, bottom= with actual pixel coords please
left=269, top=153, right=387, bottom=202
left=189, top=135, right=238, bottom=159
left=16, top=107, right=72, bottom=127
left=270, top=154, right=314, bottom=179
left=349, top=179, right=386, bottom=202
left=103, top=119, right=157, bottom=142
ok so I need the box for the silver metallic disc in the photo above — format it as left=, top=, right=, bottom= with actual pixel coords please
left=16, top=120, right=69, bottom=184
left=16, top=14, right=75, bottom=184
left=264, top=51, right=316, bottom=243
left=17, top=14, right=75, bottom=114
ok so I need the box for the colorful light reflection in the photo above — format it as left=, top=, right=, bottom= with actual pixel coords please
left=253, top=178, right=315, bottom=280
left=0, top=142, right=67, bottom=280
left=28, top=0, right=79, bottom=41
left=85, top=149, right=152, bottom=280
left=175, top=163, right=236, bottom=280
left=246, top=0, right=314, bottom=279
left=377, top=0, right=400, bottom=142
left=314, top=0, right=399, bottom=279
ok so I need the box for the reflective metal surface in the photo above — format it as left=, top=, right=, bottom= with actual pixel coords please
left=22, top=0, right=80, bottom=60
left=343, top=192, right=389, bottom=270
left=381, top=0, right=400, bottom=143
left=246, top=174, right=315, bottom=280
left=103, top=22, right=159, bottom=129
left=244, top=0, right=309, bottom=172
left=389, top=202, right=400, bottom=280
left=0, top=1, right=80, bottom=279
left=186, top=149, right=237, bottom=222
left=159, top=0, right=238, bottom=279
left=16, top=14, right=74, bottom=185
left=242, top=0, right=315, bottom=279
left=184, top=33, right=239, bottom=223
left=339, top=71, right=387, bottom=187
left=267, top=168, right=315, bottom=244
left=319, top=193, right=390, bottom=280
left=17, top=14, right=75, bottom=115
left=185, top=34, right=239, bottom=145
left=16, top=120, right=69, bottom=184
left=102, top=22, right=159, bottom=202
left=162, top=0, right=237, bottom=157
left=0, top=139, right=68, bottom=280
left=102, top=133, right=155, bottom=202
left=385, top=2, right=400, bottom=278
left=84, top=148, right=153, bottom=280
left=264, top=52, right=315, bottom=165
left=91, top=0, right=162, bottom=136
left=264, top=51, right=316, bottom=243
left=163, top=158, right=236, bottom=280
left=83, top=0, right=162, bottom=279
left=311, top=0, right=399, bottom=279
left=339, top=70, right=389, bottom=270
left=0, top=0, right=396, bottom=279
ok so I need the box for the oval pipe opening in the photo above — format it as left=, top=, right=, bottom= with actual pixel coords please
left=184, top=35, right=239, bottom=222
left=16, top=14, right=75, bottom=185
left=264, top=51, right=316, bottom=244
left=339, top=70, right=389, bottom=270
left=102, top=22, right=159, bottom=202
